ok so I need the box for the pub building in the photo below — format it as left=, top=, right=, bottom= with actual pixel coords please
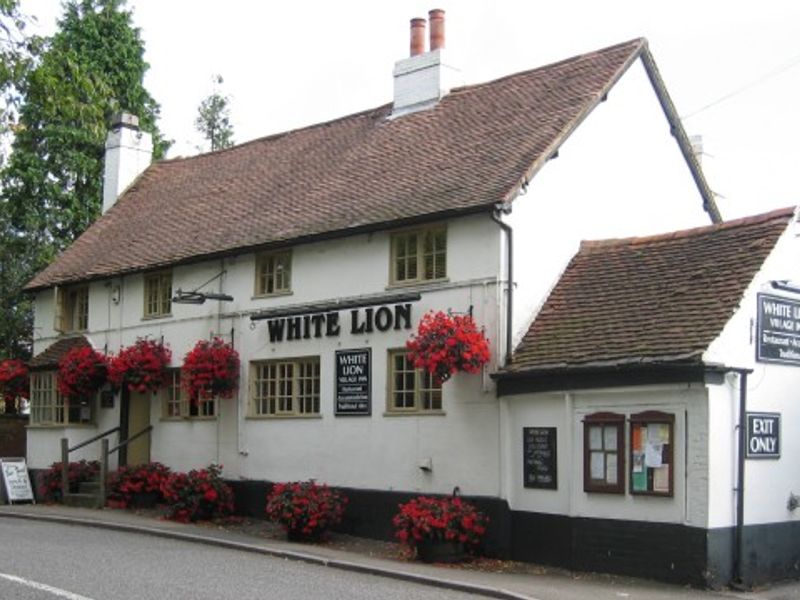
left=21, top=9, right=800, bottom=587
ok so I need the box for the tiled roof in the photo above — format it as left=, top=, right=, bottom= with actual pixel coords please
left=504, top=207, right=796, bottom=374
left=27, top=38, right=647, bottom=290
left=28, top=336, right=91, bottom=371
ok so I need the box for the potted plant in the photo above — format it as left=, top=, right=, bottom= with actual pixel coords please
left=160, top=464, right=235, bottom=522
left=181, top=337, right=240, bottom=404
left=0, top=358, right=28, bottom=414
left=392, top=493, right=488, bottom=563
left=108, top=339, right=171, bottom=393
left=406, top=311, right=491, bottom=383
left=57, top=346, right=108, bottom=401
left=107, top=462, right=172, bottom=509
left=39, top=460, right=101, bottom=502
left=265, top=480, right=347, bottom=542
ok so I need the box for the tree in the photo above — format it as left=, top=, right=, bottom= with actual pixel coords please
left=0, top=0, right=169, bottom=359
left=195, top=75, right=234, bottom=152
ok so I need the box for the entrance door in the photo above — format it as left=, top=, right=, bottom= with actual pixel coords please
left=124, top=390, right=151, bottom=466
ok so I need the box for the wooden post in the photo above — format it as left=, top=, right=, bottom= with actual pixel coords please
left=60, top=438, right=68, bottom=501
left=99, top=438, right=108, bottom=507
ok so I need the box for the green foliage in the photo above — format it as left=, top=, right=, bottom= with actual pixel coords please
left=195, top=75, right=234, bottom=151
left=0, top=0, right=169, bottom=359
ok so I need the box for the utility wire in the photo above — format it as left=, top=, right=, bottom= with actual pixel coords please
left=682, top=53, right=800, bottom=120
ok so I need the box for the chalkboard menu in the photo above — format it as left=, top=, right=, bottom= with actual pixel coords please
left=335, top=348, right=371, bottom=416
left=523, top=427, right=557, bottom=489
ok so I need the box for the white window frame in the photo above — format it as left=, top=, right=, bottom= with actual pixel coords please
left=250, top=357, right=320, bottom=417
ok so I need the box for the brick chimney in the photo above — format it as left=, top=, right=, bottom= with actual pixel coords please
left=102, top=112, right=153, bottom=213
left=392, top=9, right=461, bottom=118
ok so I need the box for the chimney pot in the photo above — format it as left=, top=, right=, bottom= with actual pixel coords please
left=111, top=111, right=140, bottom=131
left=429, top=9, right=445, bottom=51
left=410, top=17, right=426, bottom=56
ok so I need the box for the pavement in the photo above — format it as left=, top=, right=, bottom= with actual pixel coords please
left=2, top=503, right=800, bottom=600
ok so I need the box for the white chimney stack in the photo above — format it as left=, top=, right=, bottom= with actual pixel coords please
left=392, top=9, right=461, bottom=118
left=102, top=112, right=153, bottom=213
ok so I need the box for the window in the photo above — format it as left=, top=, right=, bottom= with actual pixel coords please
left=54, top=286, right=89, bottom=332
left=391, top=227, right=446, bottom=284
left=255, top=251, right=291, bottom=296
left=583, top=412, right=625, bottom=493
left=144, top=271, right=172, bottom=318
left=387, top=349, right=442, bottom=413
left=162, top=370, right=215, bottom=419
left=629, top=411, right=674, bottom=497
left=251, top=357, right=320, bottom=417
left=30, top=371, right=94, bottom=426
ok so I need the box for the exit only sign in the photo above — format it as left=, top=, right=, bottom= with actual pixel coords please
left=746, top=412, right=780, bottom=459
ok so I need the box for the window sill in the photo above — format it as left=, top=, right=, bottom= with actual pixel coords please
left=27, top=423, right=97, bottom=429
left=386, top=278, right=449, bottom=291
left=160, top=416, right=217, bottom=422
left=245, top=414, right=322, bottom=420
left=252, top=290, right=293, bottom=301
left=142, top=313, right=172, bottom=321
left=383, top=410, right=446, bottom=417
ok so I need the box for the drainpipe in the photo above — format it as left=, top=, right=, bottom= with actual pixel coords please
left=490, top=208, right=513, bottom=365
left=728, top=367, right=751, bottom=586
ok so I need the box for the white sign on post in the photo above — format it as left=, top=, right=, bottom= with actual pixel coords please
left=1, top=457, right=35, bottom=504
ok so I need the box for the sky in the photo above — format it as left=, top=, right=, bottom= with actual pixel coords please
left=19, top=0, right=800, bottom=220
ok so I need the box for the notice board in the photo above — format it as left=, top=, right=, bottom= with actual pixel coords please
left=334, top=348, right=371, bottom=416
left=523, top=427, right=557, bottom=489
left=1, top=457, right=35, bottom=504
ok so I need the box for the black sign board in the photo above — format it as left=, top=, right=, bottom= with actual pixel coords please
left=746, top=412, right=780, bottom=459
left=523, top=427, right=557, bottom=489
left=757, top=294, right=800, bottom=366
left=335, top=348, right=371, bottom=416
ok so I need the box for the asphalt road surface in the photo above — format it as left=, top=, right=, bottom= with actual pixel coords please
left=0, top=519, right=483, bottom=600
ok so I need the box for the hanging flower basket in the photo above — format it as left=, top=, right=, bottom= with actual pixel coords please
left=181, top=337, right=240, bottom=404
left=405, top=311, right=491, bottom=383
left=0, top=359, right=28, bottom=413
left=108, top=339, right=171, bottom=393
left=57, top=346, right=108, bottom=400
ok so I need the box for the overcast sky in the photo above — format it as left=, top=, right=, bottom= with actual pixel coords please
left=20, top=1, right=800, bottom=220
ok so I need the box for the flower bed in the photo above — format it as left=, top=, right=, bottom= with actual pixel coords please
left=107, top=462, right=171, bottom=509
left=38, top=460, right=100, bottom=502
left=160, top=464, right=235, bottom=522
left=57, top=346, right=108, bottom=400
left=108, top=339, right=171, bottom=393
left=0, top=358, right=28, bottom=413
left=392, top=494, right=488, bottom=560
left=265, top=480, right=347, bottom=541
left=406, top=311, right=491, bottom=383
left=181, top=338, right=240, bottom=404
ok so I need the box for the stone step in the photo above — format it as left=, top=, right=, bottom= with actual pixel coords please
left=78, top=481, right=101, bottom=494
left=62, top=492, right=103, bottom=509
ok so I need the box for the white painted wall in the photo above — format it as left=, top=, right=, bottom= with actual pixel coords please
left=704, top=210, right=800, bottom=527
left=504, top=384, right=709, bottom=526
left=506, top=58, right=714, bottom=348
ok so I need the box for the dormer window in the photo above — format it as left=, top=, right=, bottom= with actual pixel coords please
left=54, top=285, right=89, bottom=333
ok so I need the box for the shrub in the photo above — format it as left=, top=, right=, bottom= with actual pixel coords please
left=265, top=480, right=347, bottom=540
left=392, top=494, right=488, bottom=550
left=38, top=460, right=100, bottom=502
left=107, top=462, right=171, bottom=509
left=160, top=464, right=234, bottom=522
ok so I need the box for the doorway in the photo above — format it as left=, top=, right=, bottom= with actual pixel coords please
left=120, top=389, right=151, bottom=466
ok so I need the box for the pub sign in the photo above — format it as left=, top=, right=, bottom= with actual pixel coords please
left=757, top=293, right=800, bottom=366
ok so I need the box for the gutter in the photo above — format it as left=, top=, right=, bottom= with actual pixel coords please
left=490, top=208, right=513, bottom=366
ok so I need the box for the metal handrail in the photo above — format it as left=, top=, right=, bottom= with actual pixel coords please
left=67, top=426, right=121, bottom=454
left=107, top=425, right=153, bottom=456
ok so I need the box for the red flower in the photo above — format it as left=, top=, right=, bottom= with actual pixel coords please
left=57, top=347, right=108, bottom=400
left=392, top=494, right=489, bottom=550
left=0, top=359, right=29, bottom=404
left=406, top=311, right=491, bottom=383
left=265, top=480, right=347, bottom=539
left=181, top=338, right=240, bottom=405
left=108, top=339, right=171, bottom=393
left=160, top=464, right=234, bottom=522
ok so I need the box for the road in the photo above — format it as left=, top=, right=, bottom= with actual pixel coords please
left=0, top=519, right=483, bottom=600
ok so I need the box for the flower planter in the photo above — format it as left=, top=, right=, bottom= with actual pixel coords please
left=416, top=540, right=466, bottom=564
left=287, top=527, right=324, bottom=543
left=130, top=490, right=160, bottom=509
